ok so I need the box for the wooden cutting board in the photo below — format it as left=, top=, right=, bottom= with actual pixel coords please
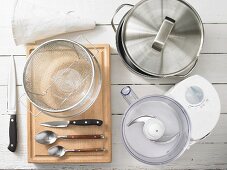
left=26, top=44, right=111, bottom=163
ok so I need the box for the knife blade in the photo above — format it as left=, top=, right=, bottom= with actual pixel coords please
left=7, top=55, right=17, bottom=152
left=40, top=119, right=103, bottom=128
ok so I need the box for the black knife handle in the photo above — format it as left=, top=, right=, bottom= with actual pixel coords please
left=8, top=115, right=17, bottom=152
left=69, top=119, right=103, bottom=126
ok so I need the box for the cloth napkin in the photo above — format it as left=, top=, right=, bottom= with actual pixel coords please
left=12, top=0, right=96, bottom=45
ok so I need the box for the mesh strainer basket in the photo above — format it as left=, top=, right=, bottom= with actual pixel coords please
left=23, top=39, right=102, bottom=117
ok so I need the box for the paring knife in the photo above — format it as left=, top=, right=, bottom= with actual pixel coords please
left=7, top=55, right=17, bottom=152
left=40, top=119, right=103, bottom=128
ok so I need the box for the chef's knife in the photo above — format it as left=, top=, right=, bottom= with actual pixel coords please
left=7, top=55, right=17, bottom=152
left=40, top=119, right=103, bottom=128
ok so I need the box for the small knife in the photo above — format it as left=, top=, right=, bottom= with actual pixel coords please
left=40, top=119, right=103, bottom=128
left=7, top=55, right=17, bottom=152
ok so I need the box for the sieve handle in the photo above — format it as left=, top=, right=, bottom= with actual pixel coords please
left=69, top=119, right=103, bottom=126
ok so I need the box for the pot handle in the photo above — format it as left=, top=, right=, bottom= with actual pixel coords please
left=174, top=58, right=198, bottom=78
left=152, top=17, right=175, bottom=52
left=121, top=86, right=138, bottom=105
left=111, top=4, right=134, bottom=32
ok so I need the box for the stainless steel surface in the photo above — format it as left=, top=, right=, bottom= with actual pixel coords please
left=128, top=115, right=180, bottom=144
left=8, top=55, right=17, bottom=115
left=48, top=145, right=106, bottom=157
left=116, top=17, right=158, bottom=78
left=111, top=4, right=134, bottom=32
left=40, top=121, right=70, bottom=128
left=48, top=145, right=66, bottom=157
left=116, top=14, right=198, bottom=78
left=7, top=55, right=17, bottom=152
left=152, top=17, right=175, bottom=52
left=35, top=130, right=60, bottom=145
left=23, top=39, right=102, bottom=117
left=120, top=0, right=204, bottom=77
left=117, top=17, right=198, bottom=78
left=127, top=115, right=156, bottom=126
left=154, top=133, right=179, bottom=144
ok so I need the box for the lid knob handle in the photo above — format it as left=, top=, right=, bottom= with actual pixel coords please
left=152, top=17, right=175, bottom=52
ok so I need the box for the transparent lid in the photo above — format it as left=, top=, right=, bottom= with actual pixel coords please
left=122, top=95, right=191, bottom=165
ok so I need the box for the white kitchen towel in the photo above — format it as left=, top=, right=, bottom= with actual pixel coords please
left=12, top=0, right=96, bottom=45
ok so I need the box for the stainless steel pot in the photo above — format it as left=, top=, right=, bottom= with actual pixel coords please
left=112, top=0, right=204, bottom=78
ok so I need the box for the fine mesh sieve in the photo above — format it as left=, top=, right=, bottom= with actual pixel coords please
left=23, top=39, right=101, bottom=117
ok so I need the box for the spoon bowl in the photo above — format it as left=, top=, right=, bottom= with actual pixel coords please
left=35, top=130, right=57, bottom=145
left=48, top=145, right=66, bottom=157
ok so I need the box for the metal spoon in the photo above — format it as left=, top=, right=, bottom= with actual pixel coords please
left=48, top=145, right=106, bottom=157
left=35, top=130, right=104, bottom=145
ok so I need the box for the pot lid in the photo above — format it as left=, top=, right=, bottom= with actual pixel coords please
left=122, top=0, right=204, bottom=76
left=121, top=92, right=191, bottom=165
left=166, top=75, right=221, bottom=141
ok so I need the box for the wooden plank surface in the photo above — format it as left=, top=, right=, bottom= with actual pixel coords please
left=1, top=24, right=227, bottom=55
left=0, top=0, right=227, bottom=169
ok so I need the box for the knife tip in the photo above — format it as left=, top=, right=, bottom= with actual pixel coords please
left=40, top=123, right=47, bottom=127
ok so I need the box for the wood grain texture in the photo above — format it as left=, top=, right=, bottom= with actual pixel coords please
left=26, top=45, right=112, bottom=163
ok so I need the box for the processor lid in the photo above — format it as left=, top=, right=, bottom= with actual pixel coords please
left=166, top=75, right=221, bottom=141
left=121, top=95, right=191, bottom=165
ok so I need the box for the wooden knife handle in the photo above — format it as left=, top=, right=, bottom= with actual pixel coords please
left=66, top=134, right=104, bottom=139
left=72, top=148, right=106, bottom=152
left=8, top=115, right=17, bottom=152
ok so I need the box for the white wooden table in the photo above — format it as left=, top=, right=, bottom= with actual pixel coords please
left=1, top=0, right=227, bottom=169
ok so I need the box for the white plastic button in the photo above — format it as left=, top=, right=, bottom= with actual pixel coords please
left=185, top=86, right=204, bottom=105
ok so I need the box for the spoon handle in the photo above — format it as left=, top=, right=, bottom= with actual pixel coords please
left=66, top=134, right=104, bottom=139
left=69, top=148, right=106, bottom=153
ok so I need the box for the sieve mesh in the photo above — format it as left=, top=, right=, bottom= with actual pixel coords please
left=23, top=40, right=94, bottom=112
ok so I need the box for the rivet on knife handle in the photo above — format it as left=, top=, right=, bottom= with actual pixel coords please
left=69, top=119, right=103, bottom=126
